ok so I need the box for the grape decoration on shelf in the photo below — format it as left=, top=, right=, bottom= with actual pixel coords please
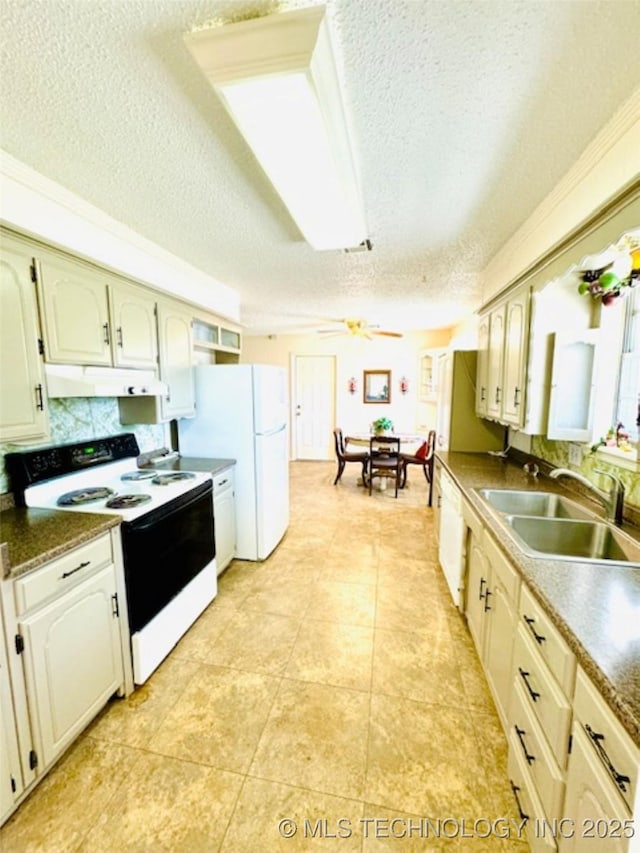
left=577, top=240, right=640, bottom=306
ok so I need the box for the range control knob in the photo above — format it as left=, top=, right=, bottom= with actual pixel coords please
left=127, top=386, right=136, bottom=395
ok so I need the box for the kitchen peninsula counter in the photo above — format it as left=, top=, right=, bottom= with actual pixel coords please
left=437, top=450, right=640, bottom=748
left=0, top=507, right=119, bottom=580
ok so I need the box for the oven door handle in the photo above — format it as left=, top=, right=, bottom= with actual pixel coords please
left=125, top=480, right=213, bottom=532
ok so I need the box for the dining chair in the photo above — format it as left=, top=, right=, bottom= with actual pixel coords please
left=368, top=435, right=402, bottom=497
left=333, top=428, right=369, bottom=485
left=400, top=429, right=436, bottom=505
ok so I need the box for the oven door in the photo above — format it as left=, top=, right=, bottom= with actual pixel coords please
left=121, top=480, right=215, bottom=633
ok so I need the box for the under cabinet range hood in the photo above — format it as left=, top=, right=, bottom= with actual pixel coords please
left=44, top=364, right=168, bottom=398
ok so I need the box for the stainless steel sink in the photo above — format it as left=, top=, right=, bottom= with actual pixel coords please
left=477, top=489, right=593, bottom=520
left=505, top=516, right=640, bottom=567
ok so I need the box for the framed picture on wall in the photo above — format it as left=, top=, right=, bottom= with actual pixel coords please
left=363, top=370, right=391, bottom=404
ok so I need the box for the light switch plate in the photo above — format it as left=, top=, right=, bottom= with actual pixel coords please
left=568, top=443, right=582, bottom=466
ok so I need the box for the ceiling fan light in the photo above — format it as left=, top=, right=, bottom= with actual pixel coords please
left=184, top=5, right=368, bottom=251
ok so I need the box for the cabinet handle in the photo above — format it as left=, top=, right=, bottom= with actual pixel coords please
left=60, top=560, right=90, bottom=579
left=35, top=384, right=44, bottom=411
left=514, top=387, right=520, bottom=407
left=103, top=323, right=110, bottom=344
left=483, top=588, right=492, bottom=612
left=523, top=615, right=546, bottom=645
left=116, top=326, right=124, bottom=348
left=218, top=478, right=228, bottom=487
left=478, top=576, right=487, bottom=600
left=480, top=386, right=486, bottom=402
left=510, top=781, right=529, bottom=822
left=518, top=667, right=540, bottom=703
left=585, top=724, right=631, bottom=794
left=515, top=725, right=535, bottom=765
left=495, top=386, right=501, bottom=404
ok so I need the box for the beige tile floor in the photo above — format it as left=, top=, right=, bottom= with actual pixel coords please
left=1, top=462, right=529, bottom=852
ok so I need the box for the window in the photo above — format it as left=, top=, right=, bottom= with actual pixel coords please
left=615, top=285, right=640, bottom=443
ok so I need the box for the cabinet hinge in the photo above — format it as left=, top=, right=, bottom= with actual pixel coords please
left=14, top=634, right=24, bottom=655
left=111, top=592, right=120, bottom=618
left=10, top=776, right=17, bottom=793
left=38, top=337, right=45, bottom=356
left=29, top=750, right=38, bottom=770
left=30, top=260, right=38, bottom=284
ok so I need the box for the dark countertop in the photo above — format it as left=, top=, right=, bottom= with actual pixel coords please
left=437, top=451, right=640, bottom=748
left=140, top=456, right=236, bottom=476
left=0, top=507, right=119, bottom=580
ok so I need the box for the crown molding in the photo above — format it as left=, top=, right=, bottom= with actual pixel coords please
left=0, top=150, right=241, bottom=321
left=482, top=88, right=640, bottom=303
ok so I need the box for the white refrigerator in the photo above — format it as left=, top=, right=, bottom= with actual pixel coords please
left=178, top=364, right=289, bottom=561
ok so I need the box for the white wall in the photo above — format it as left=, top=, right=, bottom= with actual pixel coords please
left=242, top=328, right=452, bottom=441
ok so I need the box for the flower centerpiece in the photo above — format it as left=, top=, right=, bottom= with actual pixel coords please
left=372, top=416, right=394, bottom=436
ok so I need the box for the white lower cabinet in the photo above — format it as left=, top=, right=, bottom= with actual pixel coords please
left=560, top=668, right=639, bottom=853
left=0, top=615, right=23, bottom=825
left=19, top=564, right=123, bottom=768
left=0, top=531, right=128, bottom=826
left=213, top=467, right=236, bottom=574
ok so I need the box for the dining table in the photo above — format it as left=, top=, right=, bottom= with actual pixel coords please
left=344, top=433, right=427, bottom=490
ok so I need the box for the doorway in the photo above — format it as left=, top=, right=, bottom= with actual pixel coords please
left=292, top=355, right=336, bottom=459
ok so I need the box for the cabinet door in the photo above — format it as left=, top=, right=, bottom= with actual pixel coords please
left=109, top=282, right=157, bottom=368
left=465, top=528, right=488, bottom=654
left=214, top=486, right=236, bottom=574
left=486, top=304, right=506, bottom=419
left=484, top=570, right=519, bottom=727
left=19, top=565, right=123, bottom=769
left=157, top=303, right=195, bottom=420
left=560, top=725, right=632, bottom=853
left=0, top=641, right=23, bottom=824
left=37, top=255, right=111, bottom=365
left=0, top=240, right=49, bottom=442
left=502, top=291, right=529, bottom=426
left=475, top=313, right=490, bottom=416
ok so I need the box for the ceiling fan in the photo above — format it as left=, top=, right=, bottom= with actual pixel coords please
left=317, top=318, right=403, bottom=340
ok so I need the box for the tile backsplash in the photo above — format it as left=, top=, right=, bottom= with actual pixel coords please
left=0, top=398, right=165, bottom=494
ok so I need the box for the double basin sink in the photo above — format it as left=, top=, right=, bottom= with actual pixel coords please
left=476, top=489, right=640, bottom=568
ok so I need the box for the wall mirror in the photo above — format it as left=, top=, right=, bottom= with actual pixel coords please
left=363, top=370, right=391, bottom=403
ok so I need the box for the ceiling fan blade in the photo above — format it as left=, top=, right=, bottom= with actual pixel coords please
left=372, top=330, right=404, bottom=338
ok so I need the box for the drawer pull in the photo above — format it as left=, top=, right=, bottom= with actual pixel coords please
left=510, top=781, right=529, bottom=822
left=217, top=478, right=228, bottom=487
left=524, top=615, right=546, bottom=645
left=585, top=724, right=631, bottom=794
left=518, top=667, right=540, bottom=703
left=103, top=323, right=110, bottom=345
left=478, top=576, right=487, bottom=600
left=483, top=588, right=492, bottom=612
left=515, top=725, right=535, bottom=765
left=60, top=560, right=90, bottom=579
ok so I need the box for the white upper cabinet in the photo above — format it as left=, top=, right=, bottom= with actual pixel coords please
left=37, top=253, right=158, bottom=369
left=0, top=236, right=49, bottom=442
left=547, top=328, right=600, bottom=442
left=37, top=254, right=112, bottom=365
left=477, top=287, right=530, bottom=428
left=109, top=282, right=157, bottom=369
left=157, top=301, right=195, bottom=420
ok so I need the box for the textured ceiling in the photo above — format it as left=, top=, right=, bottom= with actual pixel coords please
left=2, top=0, right=640, bottom=335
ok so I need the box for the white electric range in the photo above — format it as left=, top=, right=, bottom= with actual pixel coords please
left=7, top=434, right=217, bottom=684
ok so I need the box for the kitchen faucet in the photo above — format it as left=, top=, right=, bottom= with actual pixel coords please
left=548, top=467, right=625, bottom=526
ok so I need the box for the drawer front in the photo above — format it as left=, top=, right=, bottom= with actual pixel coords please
left=573, top=669, right=638, bottom=814
left=483, top=532, right=520, bottom=604
left=508, top=742, right=558, bottom=853
left=509, top=680, right=566, bottom=822
left=14, top=534, right=113, bottom=615
left=213, top=469, right=234, bottom=494
left=520, top=585, right=576, bottom=697
left=512, top=624, right=573, bottom=768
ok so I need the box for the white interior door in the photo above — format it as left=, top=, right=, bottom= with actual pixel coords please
left=293, top=355, right=335, bottom=460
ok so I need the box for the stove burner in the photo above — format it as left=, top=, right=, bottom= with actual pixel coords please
left=57, top=487, right=115, bottom=506
left=121, top=470, right=157, bottom=481
left=106, top=493, right=153, bottom=509
left=151, top=472, right=196, bottom=486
